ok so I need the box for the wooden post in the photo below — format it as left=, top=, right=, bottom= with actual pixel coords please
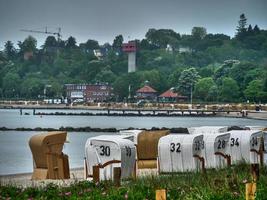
left=259, top=137, right=264, bottom=166
left=250, top=164, right=259, bottom=181
left=63, top=154, right=70, bottom=179
left=193, top=155, right=206, bottom=174
left=157, top=158, right=161, bottom=174
left=246, top=182, right=256, bottom=200
left=132, top=160, right=137, bottom=180
left=93, top=165, right=100, bottom=183
left=113, top=167, right=121, bottom=187
left=84, top=157, right=88, bottom=179
left=156, top=189, right=166, bottom=200
left=226, top=155, right=231, bottom=167
left=200, top=157, right=206, bottom=174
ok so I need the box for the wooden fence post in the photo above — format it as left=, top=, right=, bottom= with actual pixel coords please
left=93, top=165, right=100, bottom=183
left=259, top=137, right=264, bottom=166
left=113, top=167, right=121, bottom=187
left=156, top=189, right=166, bottom=200
left=246, top=182, right=256, bottom=200
left=84, top=157, right=88, bottom=180
left=251, top=164, right=259, bottom=181
left=132, top=161, right=137, bottom=180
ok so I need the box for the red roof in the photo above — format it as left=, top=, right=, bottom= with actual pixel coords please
left=159, top=89, right=186, bottom=98
left=136, top=85, right=157, bottom=93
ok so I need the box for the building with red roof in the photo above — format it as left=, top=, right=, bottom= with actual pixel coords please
left=136, top=84, right=157, bottom=101
left=158, top=88, right=187, bottom=102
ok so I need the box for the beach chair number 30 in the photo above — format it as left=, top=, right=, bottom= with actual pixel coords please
left=99, top=145, right=111, bottom=156
left=170, top=143, right=181, bottom=153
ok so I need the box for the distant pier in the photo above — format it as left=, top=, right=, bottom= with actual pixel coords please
left=32, top=108, right=243, bottom=117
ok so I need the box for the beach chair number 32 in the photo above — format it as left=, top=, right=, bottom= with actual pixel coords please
left=170, top=143, right=181, bottom=153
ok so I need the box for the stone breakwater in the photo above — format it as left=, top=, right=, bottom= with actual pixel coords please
left=34, top=111, right=216, bottom=117
left=0, top=126, right=245, bottom=133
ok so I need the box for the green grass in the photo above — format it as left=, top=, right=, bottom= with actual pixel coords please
left=1, top=164, right=267, bottom=200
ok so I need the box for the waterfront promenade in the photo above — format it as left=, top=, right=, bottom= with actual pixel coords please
left=0, top=102, right=266, bottom=120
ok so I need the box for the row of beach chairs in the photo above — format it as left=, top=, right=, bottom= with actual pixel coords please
left=28, top=126, right=266, bottom=181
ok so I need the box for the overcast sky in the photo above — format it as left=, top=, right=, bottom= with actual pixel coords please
left=0, top=0, right=267, bottom=49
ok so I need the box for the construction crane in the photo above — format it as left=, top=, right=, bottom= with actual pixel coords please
left=20, top=27, right=62, bottom=41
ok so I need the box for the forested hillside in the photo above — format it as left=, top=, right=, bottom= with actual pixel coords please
left=0, top=14, right=267, bottom=103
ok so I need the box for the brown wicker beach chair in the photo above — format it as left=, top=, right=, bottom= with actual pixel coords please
left=137, top=130, right=169, bottom=169
left=29, top=131, right=70, bottom=180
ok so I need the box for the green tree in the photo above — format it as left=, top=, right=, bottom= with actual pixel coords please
left=244, top=80, right=267, bottom=103
left=194, top=77, right=216, bottom=101
left=112, top=35, right=123, bottom=51
left=145, top=28, right=180, bottom=49
left=236, top=13, right=247, bottom=40
left=20, top=77, right=44, bottom=98
left=2, top=72, right=21, bottom=98
left=80, top=39, right=100, bottom=53
left=214, top=60, right=239, bottom=84
left=4, top=41, right=16, bottom=60
left=138, top=69, right=168, bottom=92
left=177, top=67, right=200, bottom=101
left=95, top=68, right=117, bottom=84
left=191, top=27, right=207, bottom=40
left=65, top=36, right=77, bottom=48
left=81, top=60, right=106, bottom=82
left=168, top=67, right=185, bottom=87
left=18, top=35, right=37, bottom=53
left=207, top=85, right=219, bottom=102
left=229, top=62, right=257, bottom=90
left=253, top=25, right=260, bottom=33
left=219, top=77, right=240, bottom=102
left=43, top=36, right=57, bottom=48
left=113, top=72, right=143, bottom=100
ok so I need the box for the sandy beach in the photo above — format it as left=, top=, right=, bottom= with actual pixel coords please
left=0, top=167, right=158, bottom=188
left=0, top=168, right=84, bottom=188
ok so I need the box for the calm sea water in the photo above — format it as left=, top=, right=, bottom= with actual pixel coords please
left=0, top=131, right=116, bottom=175
left=0, top=109, right=266, bottom=175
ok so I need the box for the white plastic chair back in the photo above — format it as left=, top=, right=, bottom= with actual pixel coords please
left=229, top=130, right=263, bottom=164
left=85, top=135, right=136, bottom=180
left=119, top=130, right=143, bottom=145
left=158, top=134, right=204, bottom=173
left=204, top=133, right=230, bottom=168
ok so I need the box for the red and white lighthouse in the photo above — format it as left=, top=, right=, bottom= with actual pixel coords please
left=122, top=41, right=137, bottom=73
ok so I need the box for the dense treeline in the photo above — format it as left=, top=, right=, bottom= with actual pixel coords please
left=0, top=14, right=267, bottom=103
